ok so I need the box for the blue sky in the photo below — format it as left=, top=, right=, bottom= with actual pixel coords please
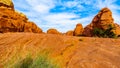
left=13, top=0, right=120, bottom=32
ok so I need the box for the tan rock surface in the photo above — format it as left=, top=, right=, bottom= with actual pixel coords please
left=92, top=8, right=114, bottom=29
left=65, top=30, right=74, bottom=36
left=47, top=28, right=61, bottom=35
left=83, top=23, right=93, bottom=37
left=0, top=0, right=14, bottom=9
left=73, top=23, right=83, bottom=36
left=0, top=33, right=120, bottom=68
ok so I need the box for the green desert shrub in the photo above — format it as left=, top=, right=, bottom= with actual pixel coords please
left=30, top=55, right=59, bottom=68
left=14, top=54, right=59, bottom=68
left=93, top=27, right=104, bottom=37
left=15, top=56, right=33, bottom=68
left=93, top=24, right=117, bottom=38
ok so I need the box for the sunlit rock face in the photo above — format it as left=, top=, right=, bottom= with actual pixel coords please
left=0, top=0, right=42, bottom=33
left=47, top=28, right=61, bottom=35
left=65, top=30, right=74, bottom=36
left=92, top=8, right=114, bottom=30
left=73, top=23, right=84, bottom=36
left=83, top=7, right=120, bottom=36
left=0, top=0, right=14, bottom=10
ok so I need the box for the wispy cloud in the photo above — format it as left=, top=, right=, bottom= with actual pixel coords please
left=13, top=0, right=120, bottom=32
left=25, top=0, right=55, bottom=14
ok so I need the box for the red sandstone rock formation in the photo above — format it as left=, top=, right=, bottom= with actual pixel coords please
left=73, top=23, right=83, bottom=36
left=83, top=7, right=120, bottom=36
left=47, top=28, right=61, bottom=35
left=0, top=3, right=42, bottom=33
left=65, top=30, right=74, bottom=36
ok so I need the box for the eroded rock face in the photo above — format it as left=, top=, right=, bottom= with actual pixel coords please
left=83, top=23, right=93, bottom=37
left=73, top=23, right=83, bottom=36
left=47, top=28, right=61, bottom=35
left=83, top=7, right=120, bottom=36
left=92, top=8, right=114, bottom=29
left=0, top=0, right=14, bottom=10
left=0, top=7, right=42, bottom=33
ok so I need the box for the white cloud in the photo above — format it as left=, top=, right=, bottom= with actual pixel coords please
left=96, top=0, right=119, bottom=9
left=113, top=12, right=120, bottom=24
left=44, top=13, right=79, bottom=22
left=41, top=13, right=93, bottom=32
left=33, top=5, right=50, bottom=13
left=25, top=0, right=55, bottom=14
left=64, top=1, right=79, bottom=8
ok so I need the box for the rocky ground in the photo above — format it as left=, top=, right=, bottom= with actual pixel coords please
left=0, top=33, right=120, bottom=68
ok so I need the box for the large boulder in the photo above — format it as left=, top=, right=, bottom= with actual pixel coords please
left=0, top=0, right=14, bottom=10
left=92, top=8, right=114, bottom=29
left=0, top=6, right=42, bottom=33
left=47, top=28, right=61, bottom=35
left=73, top=23, right=83, bottom=36
left=83, top=7, right=120, bottom=36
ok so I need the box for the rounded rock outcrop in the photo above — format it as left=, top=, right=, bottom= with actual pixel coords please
left=83, top=7, right=120, bottom=36
left=47, top=28, right=61, bottom=35
left=73, top=23, right=83, bottom=36
left=65, top=30, right=74, bottom=36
